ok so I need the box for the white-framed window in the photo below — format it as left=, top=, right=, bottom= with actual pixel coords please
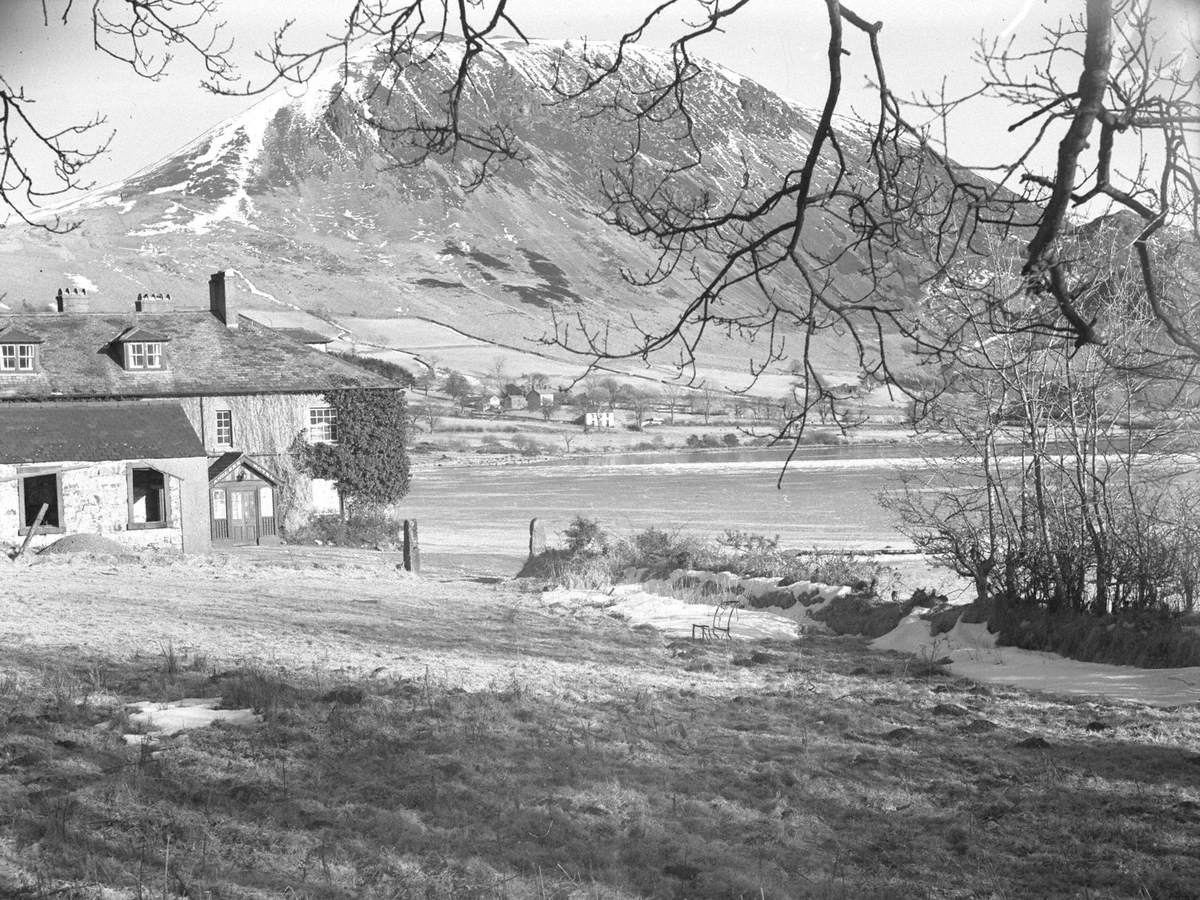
left=125, top=341, right=164, bottom=370
left=309, top=406, right=338, bottom=443
left=1, top=344, right=36, bottom=372
left=215, top=409, right=234, bottom=447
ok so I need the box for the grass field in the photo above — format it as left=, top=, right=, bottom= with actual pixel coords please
left=1, top=549, right=1198, bottom=898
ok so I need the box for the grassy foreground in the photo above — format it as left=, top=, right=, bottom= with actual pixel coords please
left=1, top=552, right=1198, bottom=898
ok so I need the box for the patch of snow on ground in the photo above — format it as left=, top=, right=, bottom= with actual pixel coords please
left=873, top=613, right=1200, bottom=708
left=548, top=586, right=800, bottom=641
left=125, top=698, right=260, bottom=744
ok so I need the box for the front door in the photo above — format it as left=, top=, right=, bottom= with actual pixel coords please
left=228, top=489, right=259, bottom=545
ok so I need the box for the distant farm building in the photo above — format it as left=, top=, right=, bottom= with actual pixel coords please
left=583, top=410, right=617, bottom=429
left=525, top=389, right=556, bottom=410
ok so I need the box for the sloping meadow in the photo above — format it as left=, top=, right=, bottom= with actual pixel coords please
left=0, top=554, right=1198, bottom=898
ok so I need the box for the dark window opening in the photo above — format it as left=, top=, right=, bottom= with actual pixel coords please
left=130, top=467, right=168, bottom=526
left=20, top=473, right=61, bottom=530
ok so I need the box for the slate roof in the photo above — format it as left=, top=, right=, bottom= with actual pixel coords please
left=0, top=401, right=205, bottom=464
left=0, top=312, right=398, bottom=400
left=117, top=326, right=171, bottom=343
left=0, top=326, right=44, bottom=344
left=275, top=327, right=334, bottom=345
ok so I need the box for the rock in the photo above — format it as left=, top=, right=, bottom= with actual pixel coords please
left=1084, top=720, right=1109, bottom=732
left=747, top=587, right=796, bottom=610
left=960, top=719, right=998, bottom=734
left=932, top=703, right=970, bottom=717
left=1015, top=736, right=1052, bottom=750
left=883, top=726, right=916, bottom=742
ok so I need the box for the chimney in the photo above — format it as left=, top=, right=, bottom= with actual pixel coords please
left=209, top=271, right=237, bottom=328
left=135, top=292, right=172, bottom=313
left=56, top=287, right=90, bottom=314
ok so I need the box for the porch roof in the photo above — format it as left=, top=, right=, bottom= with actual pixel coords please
left=207, top=451, right=280, bottom=485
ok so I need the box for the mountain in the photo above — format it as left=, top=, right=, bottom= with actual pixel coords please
left=0, top=36, right=913, bottom=395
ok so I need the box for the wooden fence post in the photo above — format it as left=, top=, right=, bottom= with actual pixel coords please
left=529, top=517, right=546, bottom=557
left=15, top=503, right=49, bottom=561
left=402, top=518, right=420, bottom=574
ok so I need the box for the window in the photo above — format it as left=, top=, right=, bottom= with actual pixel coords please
left=125, top=341, right=163, bottom=370
left=309, top=406, right=338, bottom=443
left=128, top=467, right=170, bottom=528
left=17, top=472, right=63, bottom=534
left=1, top=344, right=36, bottom=372
left=215, top=409, right=234, bottom=447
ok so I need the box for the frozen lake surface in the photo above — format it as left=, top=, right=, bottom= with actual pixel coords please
left=402, top=445, right=930, bottom=574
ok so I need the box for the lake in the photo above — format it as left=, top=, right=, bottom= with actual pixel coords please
left=401, top=444, right=934, bottom=574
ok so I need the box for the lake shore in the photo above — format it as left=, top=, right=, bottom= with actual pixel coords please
left=408, top=425, right=940, bottom=471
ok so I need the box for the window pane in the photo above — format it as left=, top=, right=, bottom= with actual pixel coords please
left=308, top=407, right=338, bottom=442
left=212, top=490, right=227, bottom=519
left=131, top=468, right=167, bottom=524
left=1, top=346, right=14, bottom=370
left=146, top=343, right=161, bottom=368
left=17, top=346, right=33, bottom=370
left=216, top=410, right=233, bottom=445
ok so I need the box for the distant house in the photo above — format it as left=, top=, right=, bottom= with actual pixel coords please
left=584, top=410, right=617, bottom=429
left=500, top=388, right=527, bottom=411
left=477, top=394, right=503, bottom=412
left=0, top=401, right=210, bottom=553
left=525, top=389, right=556, bottom=410
left=0, top=272, right=403, bottom=547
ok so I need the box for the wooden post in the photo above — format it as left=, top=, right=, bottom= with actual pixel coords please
left=529, top=517, right=546, bottom=557
left=15, top=503, right=49, bottom=561
left=403, top=519, right=420, bottom=574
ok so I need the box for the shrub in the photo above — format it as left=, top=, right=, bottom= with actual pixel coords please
left=329, top=352, right=415, bottom=387
left=285, top=512, right=398, bottom=547
left=722, top=433, right=740, bottom=447
left=564, top=516, right=608, bottom=556
left=512, top=435, right=545, bottom=456
left=615, top=528, right=702, bottom=574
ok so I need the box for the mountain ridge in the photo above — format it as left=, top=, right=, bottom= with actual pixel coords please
left=0, top=36, right=905, bottom=394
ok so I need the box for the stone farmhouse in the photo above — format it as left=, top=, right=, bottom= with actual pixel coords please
left=0, top=272, right=401, bottom=552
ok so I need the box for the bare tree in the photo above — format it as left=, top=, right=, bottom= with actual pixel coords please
left=619, top=385, right=657, bottom=430
left=2, top=0, right=237, bottom=230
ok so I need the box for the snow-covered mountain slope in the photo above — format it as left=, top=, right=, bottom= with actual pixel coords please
left=0, top=37, right=918, bottom=389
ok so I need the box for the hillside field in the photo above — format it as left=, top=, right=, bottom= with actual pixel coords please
left=1, top=549, right=1198, bottom=898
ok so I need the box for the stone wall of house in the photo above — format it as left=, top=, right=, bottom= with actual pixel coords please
left=0, top=457, right=210, bottom=553
left=179, top=393, right=326, bottom=531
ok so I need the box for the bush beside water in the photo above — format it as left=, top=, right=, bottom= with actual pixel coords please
left=285, top=513, right=399, bottom=548
left=520, top=518, right=884, bottom=592
left=528, top=518, right=1200, bottom=666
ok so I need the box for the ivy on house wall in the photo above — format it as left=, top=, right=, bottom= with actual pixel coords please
left=291, top=388, right=410, bottom=517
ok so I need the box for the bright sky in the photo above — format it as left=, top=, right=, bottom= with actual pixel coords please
left=0, top=1, right=1193, bottom=202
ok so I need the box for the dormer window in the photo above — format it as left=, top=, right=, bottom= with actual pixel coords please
left=126, top=341, right=164, bottom=370
left=0, top=326, right=44, bottom=374
left=1, top=344, right=36, bottom=372
left=116, top=327, right=169, bottom=371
